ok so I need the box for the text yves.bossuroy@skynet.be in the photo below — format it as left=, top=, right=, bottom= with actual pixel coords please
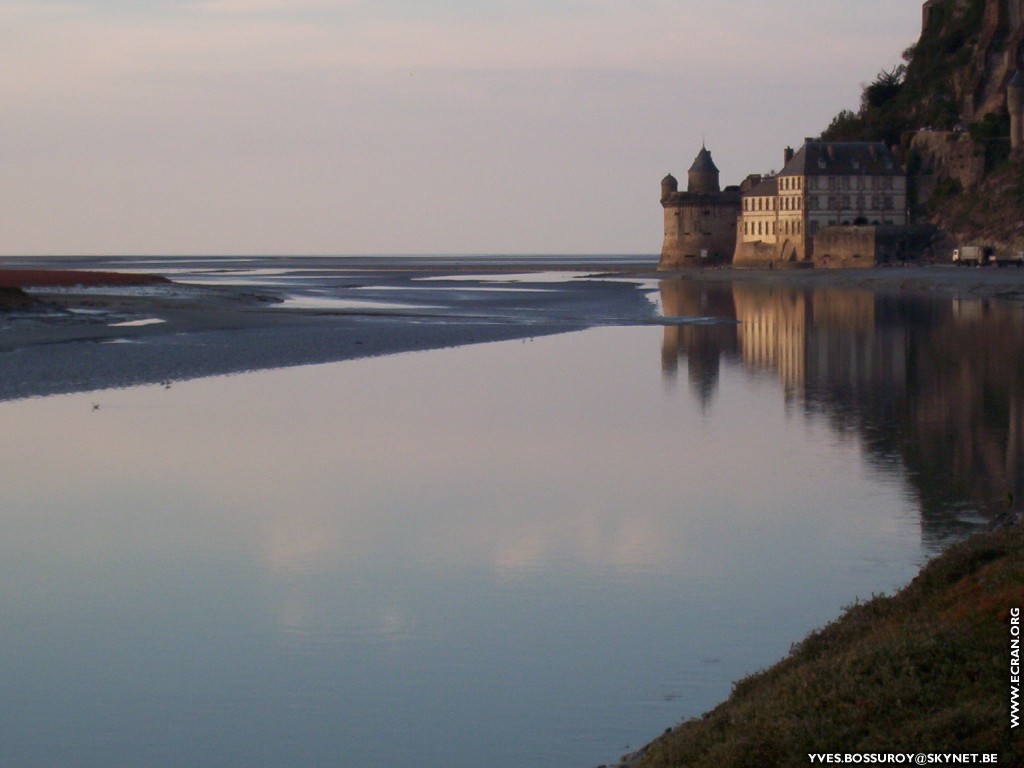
left=809, top=755, right=996, bottom=764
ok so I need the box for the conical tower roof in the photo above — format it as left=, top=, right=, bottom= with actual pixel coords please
left=687, top=144, right=721, bottom=193
left=688, top=145, right=720, bottom=174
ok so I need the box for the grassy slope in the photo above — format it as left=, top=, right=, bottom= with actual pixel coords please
left=633, top=527, right=1024, bottom=767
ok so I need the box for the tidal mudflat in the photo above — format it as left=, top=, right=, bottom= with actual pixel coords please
left=1, top=256, right=1021, bottom=768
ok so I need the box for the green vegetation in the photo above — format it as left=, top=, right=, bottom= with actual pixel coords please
left=633, top=526, right=1024, bottom=767
left=821, top=0, right=988, bottom=145
left=818, top=0, right=1023, bottom=245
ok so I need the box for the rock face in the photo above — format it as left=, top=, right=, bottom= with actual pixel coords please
left=957, top=0, right=1024, bottom=121
left=906, top=0, right=1024, bottom=252
left=913, top=0, right=1024, bottom=122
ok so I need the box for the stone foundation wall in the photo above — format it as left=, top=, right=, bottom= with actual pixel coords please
left=732, top=239, right=783, bottom=269
left=813, top=225, right=945, bottom=268
left=813, top=228, right=879, bottom=268
left=659, top=194, right=740, bottom=269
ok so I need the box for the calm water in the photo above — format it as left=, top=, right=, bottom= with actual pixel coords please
left=2, top=261, right=1021, bottom=767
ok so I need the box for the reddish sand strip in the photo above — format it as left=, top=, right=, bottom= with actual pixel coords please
left=0, top=269, right=170, bottom=288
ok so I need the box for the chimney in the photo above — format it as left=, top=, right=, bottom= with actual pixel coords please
left=783, top=146, right=794, bottom=166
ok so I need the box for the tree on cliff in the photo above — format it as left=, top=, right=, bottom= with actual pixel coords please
left=821, top=0, right=990, bottom=144
left=822, top=65, right=909, bottom=145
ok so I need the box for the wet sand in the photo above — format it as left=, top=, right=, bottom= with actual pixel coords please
left=0, top=259, right=656, bottom=401
left=4, top=258, right=1024, bottom=402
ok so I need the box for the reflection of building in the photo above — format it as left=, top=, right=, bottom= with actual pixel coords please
left=804, top=289, right=908, bottom=398
left=659, top=279, right=738, bottom=408
left=732, top=287, right=809, bottom=395
left=659, top=145, right=741, bottom=269
left=734, top=283, right=1024, bottom=543
left=657, top=279, right=1024, bottom=543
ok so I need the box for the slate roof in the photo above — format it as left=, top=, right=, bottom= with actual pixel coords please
left=689, top=146, right=720, bottom=174
left=779, top=141, right=901, bottom=177
left=745, top=176, right=778, bottom=198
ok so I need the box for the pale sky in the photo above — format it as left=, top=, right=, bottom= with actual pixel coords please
left=0, top=1, right=922, bottom=256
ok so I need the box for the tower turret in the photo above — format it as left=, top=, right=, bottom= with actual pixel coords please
left=687, top=145, right=720, bottom=194
left=661, top=173, right=679, bottom=203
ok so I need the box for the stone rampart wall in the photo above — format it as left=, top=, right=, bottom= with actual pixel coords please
left=659, top=194, right=740, bottom=269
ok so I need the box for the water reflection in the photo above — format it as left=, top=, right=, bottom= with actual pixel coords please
left=660, top=277, right=1024, bottom=545
left=1, top=321, right=925, bottom=768
left=6, top=269, right=1022, bottom=768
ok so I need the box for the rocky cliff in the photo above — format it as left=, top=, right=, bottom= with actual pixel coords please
left=823, top=0, right=1024, bottom=252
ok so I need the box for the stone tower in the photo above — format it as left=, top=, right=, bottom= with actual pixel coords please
left=687, top=145, right=721, bottom=194
left=661, top=173, right=679, bottom=202
left=659, top=145, right=740, bottom=270
left=1009, top=70, right=1024, bottom=151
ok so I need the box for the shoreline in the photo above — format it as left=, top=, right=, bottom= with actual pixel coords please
left=0, top=261, right=648, bottom=401
left=5, top=260, right=1024, bottom=402
left=602, top=522, right=1024, bottom=768
left=4, top=259, right=1024, bottom=764
left=652, top=263, right=1024, bottom=301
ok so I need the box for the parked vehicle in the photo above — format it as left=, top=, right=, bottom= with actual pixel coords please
left=952, top=246, right=987, bottom=266
left=993, top=251, right=1024, bottom=267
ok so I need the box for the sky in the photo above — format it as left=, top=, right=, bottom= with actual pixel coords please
left=0, top=0, right=923, bottom=256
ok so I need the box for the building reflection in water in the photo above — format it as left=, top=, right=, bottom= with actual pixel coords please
left=659, top=277, right=1024, bottom=546
left=659, top=279, right=738, bottom=410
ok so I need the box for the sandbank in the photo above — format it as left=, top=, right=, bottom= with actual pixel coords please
left=4, top=258, right=1024, bottom=402
left=0, top=260, right=655, bottom=401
